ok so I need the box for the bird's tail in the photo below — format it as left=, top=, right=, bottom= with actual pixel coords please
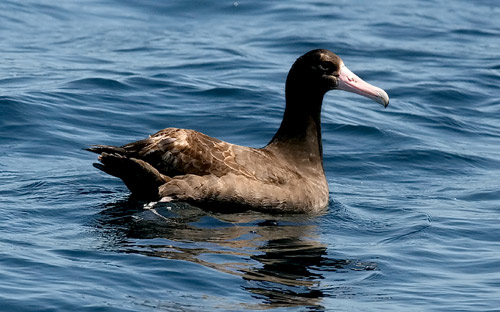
left=86, top=144, right=128, bottom=155
left=86, top=145, right=169, bottom=199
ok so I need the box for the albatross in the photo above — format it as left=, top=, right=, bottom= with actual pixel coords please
left=87, top=49, right=389, bottom=213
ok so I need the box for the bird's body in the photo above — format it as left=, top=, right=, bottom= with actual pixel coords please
left=88, top=127, right=329, bottom=213
left=87, top=49, right=389, bottom=213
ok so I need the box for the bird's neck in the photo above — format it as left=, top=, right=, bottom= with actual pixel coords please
left=266, top=78, right=326, bottom=163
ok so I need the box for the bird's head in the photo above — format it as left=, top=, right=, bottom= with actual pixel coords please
left=288, top=49, right=389, bottom=107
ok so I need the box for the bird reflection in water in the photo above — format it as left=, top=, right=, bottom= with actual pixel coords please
left=94, top=200, right=377, bottom=310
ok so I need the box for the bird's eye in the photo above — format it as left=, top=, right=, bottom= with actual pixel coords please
left=318, top=61, right=336, bottom=74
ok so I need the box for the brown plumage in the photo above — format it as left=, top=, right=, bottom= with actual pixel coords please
left=87, top=49, right=389, bottom=213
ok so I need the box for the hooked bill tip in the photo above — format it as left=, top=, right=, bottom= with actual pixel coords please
left=376, top=90, right=390, bottom=108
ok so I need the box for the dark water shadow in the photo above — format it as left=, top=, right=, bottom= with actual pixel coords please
left=93, top=198, right=377, bottom=310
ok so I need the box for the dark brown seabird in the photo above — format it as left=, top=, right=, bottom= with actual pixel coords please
left=87, top=49, right=389, bottom=213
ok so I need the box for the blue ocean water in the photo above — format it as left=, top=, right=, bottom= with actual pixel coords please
left=1, top=0, right=500, bottom=311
